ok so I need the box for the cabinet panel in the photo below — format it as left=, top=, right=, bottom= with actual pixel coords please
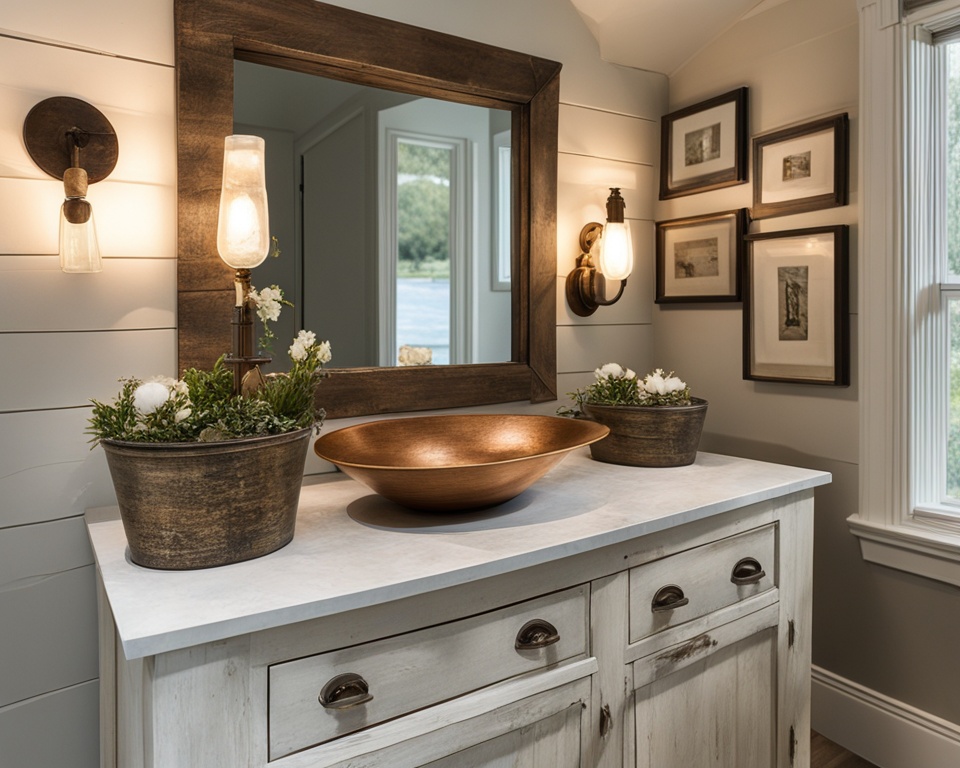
left=632, top=626, right=777, bottom=768
left=269, top=586, right=588, bottom=760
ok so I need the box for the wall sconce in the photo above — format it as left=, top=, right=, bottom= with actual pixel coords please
left=565, top=188, right=634, bottom=317
left=217, top=134, right=271, bottom=395
left=22, top=97, right=119, bottom=273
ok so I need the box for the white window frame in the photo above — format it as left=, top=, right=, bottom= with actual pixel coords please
left=851, top=0, right=960, bottom=586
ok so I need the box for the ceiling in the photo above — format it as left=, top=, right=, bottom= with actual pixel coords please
left=568, top=0, right=791, bottom=75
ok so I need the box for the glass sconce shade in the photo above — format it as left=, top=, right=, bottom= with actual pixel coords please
left=59, top=166, right=102, bottom=273
left=598, top=220, right=633, bottom=281
left=217, top=135, right=270, bottom=270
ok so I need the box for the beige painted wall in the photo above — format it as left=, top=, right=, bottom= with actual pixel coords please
left=658, top=0, right=960, bottom=727
left=0, top=0, right=664, bottom=764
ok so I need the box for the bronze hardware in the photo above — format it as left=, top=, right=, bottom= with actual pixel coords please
left=515, top=619, right=561, bottom=650
left=730, top=557, right=766, bottom=585
left=318, top=672, right=374, bottom=710
left=651, top=584, right=689, bottom=612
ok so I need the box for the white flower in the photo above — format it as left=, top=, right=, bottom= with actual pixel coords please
left=595, top=362, right=625, bottom=380
left=289, top=329, right=317, bottom=362
left=642, top=371, right=666, bottom=395
left=249, top=285, right=284, bottom=323
left=133, top=381, right=170, bottom=414
left=174, top=408, right=192, bottom=424
left=316, top=339, right=332, bottom=364
left=663, top=375, right=686, bottom=393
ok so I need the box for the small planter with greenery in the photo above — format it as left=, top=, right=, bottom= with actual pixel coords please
left=89, top=302, right=332, bottom=570
left=561, top=364, right=708, bottom=468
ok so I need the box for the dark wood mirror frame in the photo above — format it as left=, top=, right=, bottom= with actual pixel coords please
left=175, top=0, right=560, bottom=418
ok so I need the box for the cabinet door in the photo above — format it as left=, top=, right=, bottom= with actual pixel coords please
left=630, top=608, right=779, bottom=768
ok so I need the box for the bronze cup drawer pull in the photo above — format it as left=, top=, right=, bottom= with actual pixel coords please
left=318, top=672, right=374, bottom=710
left=515, top=618, right=561, bottom=650
left=651, top=584, right=689, bottom=613
left=730, top=557, right=766, bottom=585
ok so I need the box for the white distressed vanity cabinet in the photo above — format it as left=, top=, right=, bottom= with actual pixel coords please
left=88, top=452, right=827, bottom=768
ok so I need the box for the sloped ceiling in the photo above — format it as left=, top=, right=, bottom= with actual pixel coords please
left=569, top=0, right=791, bottom=75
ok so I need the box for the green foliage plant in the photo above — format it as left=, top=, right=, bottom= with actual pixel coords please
left=88, top=331, right=330, bottom=445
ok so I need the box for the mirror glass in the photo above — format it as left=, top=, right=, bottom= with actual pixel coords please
left=234, top=60, right=513, bottom=369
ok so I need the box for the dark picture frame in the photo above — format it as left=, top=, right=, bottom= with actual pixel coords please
left=659, top=87, right=749, bottom=200
left=743, top=225, right=849, bottom=386
left=656, top=209, right=747, bottom=303
left=752, top=113, right=849, bottom=219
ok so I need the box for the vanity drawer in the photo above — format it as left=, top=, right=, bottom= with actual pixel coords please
left=629, top=524, right=776, bottom=643
left=268, top=585, right=588, bottom=760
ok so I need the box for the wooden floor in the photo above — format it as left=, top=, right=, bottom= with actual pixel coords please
left=811, top=731, right=880, bottom=767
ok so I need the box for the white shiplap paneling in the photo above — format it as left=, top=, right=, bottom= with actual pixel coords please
left=558, top=103, right=658, bottom=165
left=0, top=256, right=175, bottom=332
left=557, top=323, right=654, bottom=375
left=0, top=329, right=177, bottom=412
left=0, top=680, right=100, bottom=768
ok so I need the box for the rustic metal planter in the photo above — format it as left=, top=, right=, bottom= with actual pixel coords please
left=100, top=427, right=312, bottom=570
left=581, top=398, right=708, bottom=467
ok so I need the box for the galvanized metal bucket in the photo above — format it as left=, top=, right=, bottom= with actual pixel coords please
left=101, top=427, right=312, bottom=570
left=581, top=398, right=708, bottom=468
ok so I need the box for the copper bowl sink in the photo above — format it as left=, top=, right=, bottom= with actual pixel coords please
left=314, top=414, right=609, bottom=511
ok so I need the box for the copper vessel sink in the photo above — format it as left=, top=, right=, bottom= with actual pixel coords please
left=314, top=414, right=609, bottom=511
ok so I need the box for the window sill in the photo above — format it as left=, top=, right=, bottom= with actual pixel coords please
left=847, top=515, right=960, bottom=587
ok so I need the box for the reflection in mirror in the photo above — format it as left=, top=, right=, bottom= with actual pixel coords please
left=234, top=61, right=513, bottom=369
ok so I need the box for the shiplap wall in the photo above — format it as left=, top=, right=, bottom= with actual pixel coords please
left=0, top=1, right=664, bottom=764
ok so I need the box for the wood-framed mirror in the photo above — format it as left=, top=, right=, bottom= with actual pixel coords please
left=175, top=0, right=560, bottom=418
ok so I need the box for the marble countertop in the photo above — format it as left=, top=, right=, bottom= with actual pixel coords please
left=86, top=450, right=829, bottom=659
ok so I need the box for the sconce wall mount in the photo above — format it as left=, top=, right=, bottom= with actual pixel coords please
left=23, top=97, right=119, bottom=273
left=565, top=187, right=633, bottom=317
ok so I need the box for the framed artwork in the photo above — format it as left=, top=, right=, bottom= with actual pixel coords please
left=655, top=209, right=747, bottom=303
left=659, top=87, right=749, bottom=200
left=752, top=114, right=849, bottom=219
left=743, top=225, right=849, bottom=386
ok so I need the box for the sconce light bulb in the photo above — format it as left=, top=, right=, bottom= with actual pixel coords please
left=217, top=135, right=270, bottom=270
left=598, top=220, right=633, bottom=281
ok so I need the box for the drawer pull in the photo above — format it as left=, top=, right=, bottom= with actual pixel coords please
left=515, top=619, right=561, bottom=650
left=318, top=673, right=374, bottom=710
left=730, top=557, right=766, bottom=585
left=651, top=584, right=689, bottom=613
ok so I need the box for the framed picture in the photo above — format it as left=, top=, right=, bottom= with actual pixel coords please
left=752, top=114, right=849, bottom=219
left=743, top=225, right=849, bottom=386
left=659, top=87, right=749, bottom=200
left=656, top=209, right=747, bottom=303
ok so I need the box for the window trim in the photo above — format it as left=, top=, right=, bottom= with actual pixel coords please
left=851, top=0, right=960, bottom=584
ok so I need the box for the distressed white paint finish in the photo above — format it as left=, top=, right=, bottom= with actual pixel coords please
left=0, top=256, right=175, bottom=332
left=0, top=329, right=176, bottom=412
left=96, top=471, right=813, bottom=767
left=557, top=322, right=653, bottom=374
left=558, top=103, right=658, bottom=165
left=632, top=617, right=779, bottom=767
left=0, top=680, right=100, bottom=767
left=87, top=453, right=827, bottom=660
left=269, top=586, right=587, bottom=759
left=0, top=409, right=116, bottom=529
left=0, top=0, right=174, bottom=66
left=0, top=36, right=175, bottom=184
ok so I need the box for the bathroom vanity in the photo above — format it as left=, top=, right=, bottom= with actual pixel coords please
left=87, top=450, right=829, bottom=768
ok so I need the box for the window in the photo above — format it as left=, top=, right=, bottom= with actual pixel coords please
left=851, top=0, right=960, bottom=586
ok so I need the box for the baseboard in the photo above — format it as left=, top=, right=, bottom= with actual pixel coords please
left=811, top=665, right=960, bottom=767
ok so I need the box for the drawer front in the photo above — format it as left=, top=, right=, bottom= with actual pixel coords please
left=629, top=524, right=776, bottom=643
left=268, top=585, right=588, bottom=760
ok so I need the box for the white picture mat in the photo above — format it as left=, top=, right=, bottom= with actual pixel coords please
left=760, top=128, right=835, bottom=204
left=751, top=233, right=835, bottom=377
left=662, top=219, right=736, bottom=297
left=670, top=101, right=737, bottom=185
